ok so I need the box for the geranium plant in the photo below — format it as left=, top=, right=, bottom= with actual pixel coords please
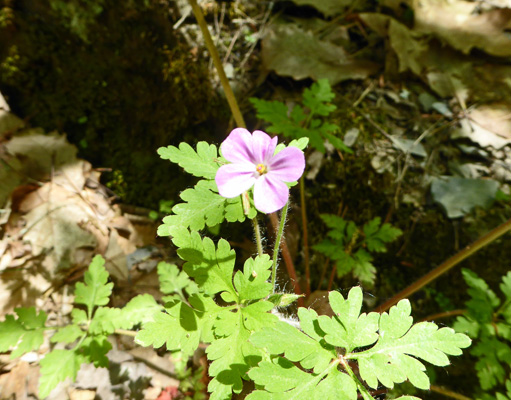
left=0, top=129, right=471, bottom=399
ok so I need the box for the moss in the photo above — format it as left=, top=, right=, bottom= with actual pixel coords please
left=0, top=0, right=228, bottom=207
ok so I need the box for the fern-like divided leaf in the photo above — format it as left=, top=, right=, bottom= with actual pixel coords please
left=157, top=141, right=221, bottom=180
left=251, top=79, right=351, bottom=154
left=136, top=230, right=279, bottom=400
left=39, top=350, right=86, bottom=399
left=158, top=179, right=256, bottom=235
left=248, top=287, right=470, bottom=400
left=74, top=254, right=113, bottom=317
left=0, top=307, right=47, bottom=358
left=454, top=269, right=511, bottom=395
left=314, top=215, right=402, bottom=287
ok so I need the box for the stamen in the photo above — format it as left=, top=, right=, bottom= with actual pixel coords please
left=256, top=163, right=267, bottom=175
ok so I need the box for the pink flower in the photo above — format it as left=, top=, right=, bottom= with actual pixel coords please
left=215, top=128, right=305, bottom=213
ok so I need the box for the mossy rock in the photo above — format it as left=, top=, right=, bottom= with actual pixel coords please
left=0, top=0, right=227, bottom=207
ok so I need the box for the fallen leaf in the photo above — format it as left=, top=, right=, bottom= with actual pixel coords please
left=453, top=103, right=511, bottom=149
left=431, top=176, right=499, bottom=218
left=0, top=361, right=40, bottom=400
left=414, top=1, right=511, bottom=57
left=262, top=21, right=379, bottom=84
left=290, top=0, right=353, bottom=16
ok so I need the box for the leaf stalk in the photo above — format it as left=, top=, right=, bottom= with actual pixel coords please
left=272, top=202, right=289, bottom=293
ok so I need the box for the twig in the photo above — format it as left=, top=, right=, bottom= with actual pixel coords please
left=374, top=217, right=511, bottom=313
left=300, top=177, right=311, bottom=296
left=429, top=385, right=472, bottom=400
left=190, top=0, right=301, bottom=306
left=189, top=0, right=245, bottom=128
left=420, top=309, right=466, bottom=323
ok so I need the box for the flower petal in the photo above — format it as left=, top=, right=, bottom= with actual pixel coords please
left=253, top=175, right=289, bottom=213
left=220, top=128, right=255, bottom=164
left=216, top=163, right=257, bottom=198
left=252, top=130, right=278, bottom=164
left=267, top=146, right=305, bottom=182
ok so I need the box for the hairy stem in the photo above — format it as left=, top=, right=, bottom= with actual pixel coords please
left=252, top=216, right=264, bottom=257
left=375, top=217, right=511, bottom=313
left=269, top=212, right=304, bottom=305
left=299, top=176, right=311, bottom=296
left=340, top=358, right=374, bottom=400
left=189, top=0, right=300, bottom=301
left=272, top=203, right=289, bottom=293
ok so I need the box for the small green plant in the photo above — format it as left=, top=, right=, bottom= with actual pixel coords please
left=314, top=214, right=403, bottom=286
left=0, top=256, right=163, bottom=398
left=0, top=135, right=471, bottom=399
left=250, top=79, right=351, bottom=154
left=454, top=269, right=511, bottom=399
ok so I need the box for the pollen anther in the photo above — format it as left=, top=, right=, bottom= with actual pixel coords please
left=256, top=163, right=267, bottom=175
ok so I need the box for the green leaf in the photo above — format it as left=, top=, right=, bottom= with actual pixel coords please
left=303, top=79, right=336, bottom=117
left=81, top=335, right=112, bottom=367
left=0, top=307, right=47, bottom=358
left=158, top=180, right=255, bottom=233
left=39, top=350, right=85, bottom=398
left=250, top=320, right=334, bottom=374
left=353, top=299, right=472, bottom=390
left=362, top=217, right=402, bottom=253
left=250, top=98, right=302, bottom=137
left=233, top=255, right=273, bottom=302
left=158, top=262, right=194, bottom=295
left=462, top=268, right=500, bottom=323
left=89, top=307, right=128, bottom=335
left=121, top=294, right=163, bottom=328
left=351, top=249, right=376, bottom=287
left=472, top=338, right=511, bottom=390
left=135, top=300, right=202, bottom=358
left=241, top=301, right=278, bottom=331
left=318, top=288, right=379, bottom=353
left=157, top=142, right=220, bottom=180
left=170, top=228, right=238, bottom=299
left=51, top=324, right=84, bottom=344
left=323, top=131, right=353, bottom=154
left=75, top=255, right=113, bottom=317
left=248, top=358, right=356, bottom=400
left=71, top=308, right=87, bottom=324
left=207, top=311, right=265, bottom=400
left=249, top=291, right=469, bottom=399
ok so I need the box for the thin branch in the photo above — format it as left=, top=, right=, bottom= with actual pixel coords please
left=429, top=385, right=472, bottom=400
left=375, top=217, right=511, bottom=313
left=188, top=0, right=245, bottom=129
left=300, top=176, right=311, bottom=296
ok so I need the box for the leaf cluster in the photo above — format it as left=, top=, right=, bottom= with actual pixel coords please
left=454, top=269, right=511, bottom=399
left=157, top=136, right=310, bottom=235
left=247, top=286, right=470, bottom=399
left=136, top=226, right=280, bottom=400
left=250, top=79, right=352, bottom=153
left=0, top=255, right=163, bottom=398
left=313, top=215, right=402, bottom=286
left=157, top=143, right=256, bottom=234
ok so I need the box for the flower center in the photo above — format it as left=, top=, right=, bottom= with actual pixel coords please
left=256, top=163, right=267, bottom=175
